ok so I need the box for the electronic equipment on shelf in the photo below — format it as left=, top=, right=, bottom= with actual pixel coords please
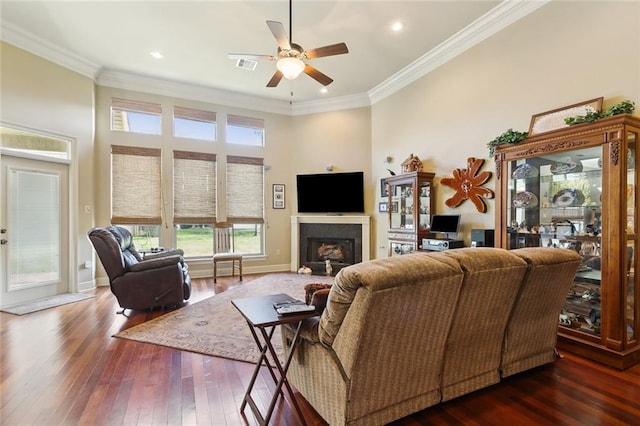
left=422, top=238, right=464, bottom=251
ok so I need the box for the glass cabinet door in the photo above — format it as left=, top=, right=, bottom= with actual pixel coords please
left=507, top=146, right=603, bottom=336
left=627, top=129, right=637, bottom=344
left=390, top=182, right=414, bottom=230
left=418, top=181, right=431, bottom=231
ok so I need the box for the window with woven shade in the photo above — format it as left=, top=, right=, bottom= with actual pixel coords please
left=227, top=114, right=264, bottom=146
left=173, top=150, right=217, bottom=256
left=226, top=155, right=264, bottom=255
left=173, top=106, right=216, bottom=141
left=173, top=150, right=217, bottom=223
left=226, top=155, right=264, bottom=224
left=111, top=98, right=162, bottom=135
left=111, top=145, right=162, bottom=224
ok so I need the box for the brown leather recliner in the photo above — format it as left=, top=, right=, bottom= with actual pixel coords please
left=88, top=226, right=191, bottom=311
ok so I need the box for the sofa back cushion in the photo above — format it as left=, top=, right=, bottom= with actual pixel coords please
left=439, top=248, right=528, bottom=401
left=319, top=252, right=465, bottom=420
left=501, top=247, right=581, bottom=377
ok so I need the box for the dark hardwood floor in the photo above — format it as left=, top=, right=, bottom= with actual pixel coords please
left=2, top=274, right=639, bottom=425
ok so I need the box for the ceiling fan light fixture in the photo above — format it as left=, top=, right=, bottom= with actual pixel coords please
left=276, top=57, right=305, bottom=80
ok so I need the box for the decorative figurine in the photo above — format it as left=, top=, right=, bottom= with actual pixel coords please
left=401, top=153, right=423, bottom=173
left=298, top=265, right=312, bottom=274
left=325, top=259, right=333, bottom=276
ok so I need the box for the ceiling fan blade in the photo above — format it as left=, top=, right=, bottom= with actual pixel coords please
left=304, top=42, right=349, bottom=59
left=228, top=53, right=277, bottom=61
left=266, top=20, right=291, bottom=50
left=266, top=70, right=284, bottom=87
left=303, top=64, right=333, bottom=86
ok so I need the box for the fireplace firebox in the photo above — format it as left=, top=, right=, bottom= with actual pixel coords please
left=299, top=222, right=363, bottom=275
left=291, top=215, right=370, bottom=275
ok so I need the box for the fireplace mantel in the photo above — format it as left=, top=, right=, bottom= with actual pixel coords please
left=291, top=215, right=370, bottom=273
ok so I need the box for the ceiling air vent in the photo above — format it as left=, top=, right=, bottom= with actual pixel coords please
left=236, top=58, right=258, bottom=71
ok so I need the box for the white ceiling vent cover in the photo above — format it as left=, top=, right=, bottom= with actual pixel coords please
left=236, top=58, right=258, bottom=71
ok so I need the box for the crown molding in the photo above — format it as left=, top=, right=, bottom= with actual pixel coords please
left=368, top=0, right=550, bottom=104
left=0, top=20, right=101, bottom=79
left=291, top=93, right=371, bottom=116
left=2, top=1, right=548, bottom=115
left=96, top=69, right=294, bottom=116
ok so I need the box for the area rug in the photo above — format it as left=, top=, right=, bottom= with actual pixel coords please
left=114, top=273, right=334, bottom=364
left=0, top=293, right=95, bottom=315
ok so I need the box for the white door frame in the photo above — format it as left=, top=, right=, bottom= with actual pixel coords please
left=0, top=149, right=74, bottom=307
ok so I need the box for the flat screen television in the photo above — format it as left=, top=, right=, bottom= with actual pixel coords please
left=430, top=214, right=461, bottom=236
left=296, top=171, right=365, bottom=214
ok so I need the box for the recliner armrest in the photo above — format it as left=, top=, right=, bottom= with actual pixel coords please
left=142, top=248, right=184, bottom=260
left=129, top=255, right=183, bottom=272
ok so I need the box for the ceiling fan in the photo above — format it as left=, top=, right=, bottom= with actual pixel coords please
left=228, top=0, right=349, bottom=88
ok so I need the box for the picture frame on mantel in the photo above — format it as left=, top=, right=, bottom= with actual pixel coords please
left=273, top=184, right=285, bottom=209
left=528, top=97, right=603, bottom=136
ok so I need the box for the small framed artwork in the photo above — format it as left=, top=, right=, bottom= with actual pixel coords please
left=272, top=184, right=285, bottom=209
left=391, top=201, right=399, bottom=213
left=528, top=97, right=603, bottom=136
left=380, top=179, right=389, bottom=197
left=378, top=202, right=388, bottom=213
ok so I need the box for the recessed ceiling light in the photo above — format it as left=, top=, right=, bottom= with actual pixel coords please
left=150, top=51, right=164, bottom=59
left=320, top=87, right=328, bottom=94
left=391, top=21, right=404, bottom=32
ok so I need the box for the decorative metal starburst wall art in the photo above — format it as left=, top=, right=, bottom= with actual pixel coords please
left=440, top=157, right=495, bottom=213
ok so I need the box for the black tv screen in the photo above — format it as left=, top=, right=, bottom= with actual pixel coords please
left=430, top=214, right=461, bottom=234
left=296, top=172, right=365, bottom=213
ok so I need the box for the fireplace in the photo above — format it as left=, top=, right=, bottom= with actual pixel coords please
left=291, top=215, right=370, bottom=275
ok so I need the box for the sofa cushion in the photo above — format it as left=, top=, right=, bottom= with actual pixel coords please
left=501, top=247, right=581, bottom=377
left=439, top=247, right=528, bottom=401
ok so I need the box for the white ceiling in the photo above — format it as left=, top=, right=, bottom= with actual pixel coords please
left=0, top=1, right=547, bottom=113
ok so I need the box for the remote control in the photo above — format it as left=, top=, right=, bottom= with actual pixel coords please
left=276, top=304, right=316, bottom=315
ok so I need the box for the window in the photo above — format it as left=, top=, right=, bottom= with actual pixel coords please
left=118, top=225, right=160, bottom=251
left=226, top=114, right=264, bottom=146
left=111, top=98, right=162, bottom=135
left=0, top=125, right=71, bottom=160
left=173, top=106, right=216, bottom=141
left=226, top=156, right=264, bottom=254
left=111, top=145, right=162, bottom=225
left=173, top=151, right=217, bottom=256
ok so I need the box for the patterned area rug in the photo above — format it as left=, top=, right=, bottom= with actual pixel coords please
left=0, top=293, right=95, bottom=315
left=114, top=273, right=333, bottom=364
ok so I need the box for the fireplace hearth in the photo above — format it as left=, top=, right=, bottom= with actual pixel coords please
left=291, top=215, right=370, bottom=275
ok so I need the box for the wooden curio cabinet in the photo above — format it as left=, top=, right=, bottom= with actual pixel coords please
left=384, top=171, right=435, bottom=256
left=494, top=114, right=640, bottom=369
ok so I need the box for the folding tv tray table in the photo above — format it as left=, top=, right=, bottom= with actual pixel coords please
left=231, top=293, right=317, bottom=426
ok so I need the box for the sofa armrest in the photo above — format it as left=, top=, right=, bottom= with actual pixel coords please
left=129, top=255, right=183, bottom=272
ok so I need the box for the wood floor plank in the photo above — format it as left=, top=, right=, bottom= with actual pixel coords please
left=2, top=274, right=640, bottom=425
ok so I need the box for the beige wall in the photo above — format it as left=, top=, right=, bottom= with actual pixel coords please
left=2, top=0, right=639, bottom=283
left=371, top=1, right=640, bottom=258
left=94, top=87, right=372, bottom=279
left=0, top=41, right=96, bottom=291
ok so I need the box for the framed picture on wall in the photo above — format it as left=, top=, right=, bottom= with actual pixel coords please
left=379, top=202, right=388, bottom=213
left=380, top=178, right=389, bottom=197
left=273, top=184, right=285, bottom=209
left=528, top=97, right=603, bottom=136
